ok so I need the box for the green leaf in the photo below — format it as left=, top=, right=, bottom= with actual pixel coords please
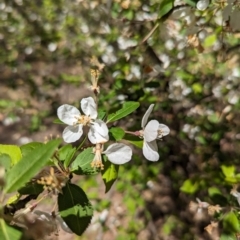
left=97, top=110, right=106, bottom=120
left=192, top=83, right=203, bottom=94
left=58, top=183, right=93, bottom=236
left=220, top=233, right=236, bottom=240
left=221, top=165, right=235, bottom=178
left=125, top=135, right=143, bottom=148
left=18, top=182, right=43, bottom=195
left=109, top=127, right=125, bottom=141
left=58, top=144, right=76, bottom=168
left=158, top=0, right=174, bottom=19
left=225, top=177, right=238, bottom=184
left=223, top=212, right=240, bottom=233
left=107, top=101, right=140, bottom=123
left=180, top=179, right=199, bottom=194
left=0, top=219, right=22, bottom=240
left=101, top=159, right=119, bottom=193
left=70, top=148, right=100, bottom=175
left=0, top=145, right=22, bottom=166
left=4, top=139, right=61, bottom=193
left=0, top=154, right=11, bottom=171
left=20, top=142, right=43, bottom=157
left=184, top=0, right=198, bottom=7
left=208, top=187, right=228, bottom=205
left=208, top=113, right=220, bottom=123
left=195, top=136, right=207, bottom=145
left=204, top=34, right=217, bottom=47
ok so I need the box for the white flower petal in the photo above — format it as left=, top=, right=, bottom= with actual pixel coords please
left=57, top=104, right=80, bottom=125
left=158, top=124, right=170, bottom=137
left=56, top=216, right=72, bottom=233
left=88, top=119, right=109, bottom=144
left=33, top=210, right=52, bottom=222
left=62, top=125, right=83, bottom=143
left=143, top=140, right=159, bottom=161
left=141, top=104, right=154, bottom=128
left=103, top=143, right=132, bottom=164
left=144, top=120, right=159, bottom=142
left=81, top=97, right=98, bottom=119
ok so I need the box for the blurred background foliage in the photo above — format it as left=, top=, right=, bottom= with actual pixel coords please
left=1, top=0, right=240, bottom=239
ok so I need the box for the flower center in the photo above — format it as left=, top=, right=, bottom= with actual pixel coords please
left=75, top=115, right=92, bottom=126
left=157, top=129, right=164, bottom=139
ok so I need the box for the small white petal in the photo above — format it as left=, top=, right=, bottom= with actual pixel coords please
left=143, top=140, right=159, bottom=161
left=103, top=143, right=132, bottom=164
left=158, top=124, right=170, bottom=137
left=141, top=104, right=154, bottom=128
left=81, top=97, right=98, bottom=119
left=33, top=210, right=52, bottom=222
left=88, top=119, right=109, bottom=144
left=57, top=104, right=80, bottom=125
left=196, top=0, right=209, bottom=11
left=144, top=120, right=159, bottom=142
left=62, top=125, right=83, bottom=143
left=56, top=216, right=72, bottom=233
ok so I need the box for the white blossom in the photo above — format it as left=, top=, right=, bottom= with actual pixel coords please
left=103, top=143, right=132, bottom=165
left=88, top=119, right=109, bottom=144
left=57, top=97, right=108, bottom=143
left=140, top=104, right=170, bottom=161
left=196, top=198, right=210, bottom=213
left=91, top=143, right=132, bottom=169
left=196, top=0, right=209, bottom=11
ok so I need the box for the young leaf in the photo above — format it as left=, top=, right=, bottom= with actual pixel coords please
left=0, top=219, right=22, bottom=240
left=158, top=0, right=174, bottom=19
left=221, top=165, right=235, bottom=178
left=223, top=212, right=240, bottom=233
left=0, top=145, right=22, bottom=166
left=107, top=101, right=140, bottom=123
left=180, top=179, right=199, bottom=194
left=101, top=158, right=119, bottom=193
left=109, top=127, right=125, bottom=141
left=70, top=148, right=100, bottom=175
left=4, top=139, right=61, bottom=193
left=58, top=183, right=93, bottom=236
left=58, top=144, right=76, bottom=168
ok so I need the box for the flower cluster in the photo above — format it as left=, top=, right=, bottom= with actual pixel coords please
left=58, top=96, right=133, bottom=167
left=58, top=98, right=170, bottom=167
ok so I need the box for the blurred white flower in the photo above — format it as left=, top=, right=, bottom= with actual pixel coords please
left=33, top=210, right=72, bottom=233
left=196, top=198, right=210, bottom=213
left=139, top=104, right=170, bottom=161
left=230, top=185, right=240, bottom=206
left=196, top=0, right=209, bottom=11
left=57, top=97, right=109, bottom=143
left=91, top=143, right=132, bottom=169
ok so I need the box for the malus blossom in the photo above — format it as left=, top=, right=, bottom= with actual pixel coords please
left=139, top=104, right=170, bottom=161
left=91, top=143, right=132, bottom=169
left=57, top=97, right=109, bottom=143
